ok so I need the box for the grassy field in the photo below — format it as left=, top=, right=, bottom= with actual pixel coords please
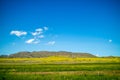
left=0, top=57, right=120, bottom=80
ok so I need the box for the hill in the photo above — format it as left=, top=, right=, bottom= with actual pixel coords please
left=8, top=51, right=96, bottom=58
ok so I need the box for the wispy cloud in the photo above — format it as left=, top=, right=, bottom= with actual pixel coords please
left=25, top=38, right=40, bottom=44
left=36, top=28, right=43, bottom=32
left=10, top=27, right=56, bottom=45
left=95, top=54, right=99, bottom=57
left=31, top=32, right=41, bottom=36
left=44, top=27, right=48, bottom=30
left=38, top=35, right=44, bottom=38
left=10, top=30, right=27, bottom=37
left=46, top=41, right=55, bottom=45
left=33, top=41, right=40, bottom=44
left=25, top=39, right=35, bottom=44
left=109, top=39, right=112, bottom=43
left=31, top=28, right=43, bottom=36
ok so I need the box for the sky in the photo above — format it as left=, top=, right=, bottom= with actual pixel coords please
left=0, top=0, right=120, bottom=56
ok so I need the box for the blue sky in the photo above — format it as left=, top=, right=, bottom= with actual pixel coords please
left=0, top=0, right=120, bottom=56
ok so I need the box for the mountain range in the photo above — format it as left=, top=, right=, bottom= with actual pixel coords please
left=7, top=51, right=96, bottom=58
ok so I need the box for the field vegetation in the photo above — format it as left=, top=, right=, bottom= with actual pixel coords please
left=0, top=56, right=120, bottom=80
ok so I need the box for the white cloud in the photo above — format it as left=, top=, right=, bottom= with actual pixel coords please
left=95, top=54, right=99, bottom=57
left=25, top=38, right=40, bottom=44
left=10, top=30, right=27, bottom=37
left=44, top=27, right=48, bottom=30
left=31, top=32, right=39, bottom=36
left=47, top=41, right=55, bottom=45
left=109, top=39, right=112, bottom=43
left=11, top=27, right=52, bottom=45
left=31, top=28, right=43, bottom=36
left=38, top=35, right=44, bottom=38
left=36, top=28, right=43, bottom=32
left=25, top=39, right=35, bottom=44
left=31, top=32, right=37, bottom=36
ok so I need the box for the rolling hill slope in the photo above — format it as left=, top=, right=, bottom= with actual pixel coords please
left=9, top=51, right=96, bottom=58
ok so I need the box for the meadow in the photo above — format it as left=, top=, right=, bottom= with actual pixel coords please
left=0, top=57, right=120, bottom=80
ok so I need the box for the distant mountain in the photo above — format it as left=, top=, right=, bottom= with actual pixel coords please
left=8, top=51, right=96, bottom=58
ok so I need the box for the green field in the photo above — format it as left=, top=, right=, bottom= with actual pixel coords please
left=0, top=57, right=120, bottom=80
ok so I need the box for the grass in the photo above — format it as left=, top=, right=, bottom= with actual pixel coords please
left=0, top=57, right=120, bottom=80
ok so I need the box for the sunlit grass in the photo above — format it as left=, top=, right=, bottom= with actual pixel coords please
left=0, top=57, right=120, bottom=80
left=0, top=56, right=119, bottom=64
